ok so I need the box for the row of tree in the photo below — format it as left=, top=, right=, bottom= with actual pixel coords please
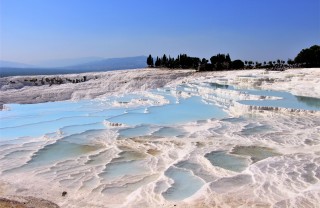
left=146, top=45, right=320, bottom=71
left=147, top=54, right=201, bottom=69
left=294, top=45, right=320, bottom=67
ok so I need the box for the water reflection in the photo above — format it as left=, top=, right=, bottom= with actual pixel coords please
left=295, top=96, right=320, bottom=108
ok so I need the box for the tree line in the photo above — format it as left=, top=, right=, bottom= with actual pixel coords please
left=147, top=45, right=320, bottom=71
left=147, top=54, right=201, bottom=69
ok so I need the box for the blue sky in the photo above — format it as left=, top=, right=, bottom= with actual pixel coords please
left=0, top=0, right=319, bottom=64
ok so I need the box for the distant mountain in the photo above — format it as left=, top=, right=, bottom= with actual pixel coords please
left=0, top=56, right=148, bottom=77
left=64, top=56, right=147, bottom=71
left=35, top=57, right=104, bottom=68
left=0, top=60, right=34, bottom=68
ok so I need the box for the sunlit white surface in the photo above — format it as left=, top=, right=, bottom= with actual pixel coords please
left=1, top=73, right=320, bottom=207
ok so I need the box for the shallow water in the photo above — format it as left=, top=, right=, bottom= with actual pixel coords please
left=205, top=151, right=250, bottom=172
left=235, top=86, right=320, bottom=111
left=118, top=125, right=156, bottom=138
left=203, top=81, right=320, bottom=111
left=108, top=96, right=227, bottom=126
left=0, top=78, right=319, bottom=207
left=152, top=127, right=186, bottom=138
left=231, top=145, right=280, bottom=163
left=163, top=166, right=205, bottom=201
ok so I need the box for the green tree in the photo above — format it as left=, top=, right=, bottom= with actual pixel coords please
left=210, top=53, right=230, bottom=70
left=147, top=54, right=154, bottom=67
left=210, top=56, right=218, bottom=66
left=155, top=56, right=160, bottom=67
left=231, top=60, right=244, bottom=69
left=255, top=62, right=262, bottom=68
left=287, top=59, right=294, bottom=65
left=226, top=54, right=231, bottom=63
left=201, top=58, right=208, bottom=65
left=294, top=45, right=320, bottom=67
left=162, top=54, right=168, bottom=67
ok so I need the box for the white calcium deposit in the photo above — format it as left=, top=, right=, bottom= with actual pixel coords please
left=0, top=68, right=319, bottom=208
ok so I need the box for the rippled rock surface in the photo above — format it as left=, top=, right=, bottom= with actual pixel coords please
left=1, top=68, right=320, bottom=207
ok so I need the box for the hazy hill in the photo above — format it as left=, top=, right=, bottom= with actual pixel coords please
left=64, top=56, right=147, bottom=70
left=0, top=56, right=148, bottom=77
left=0, top=60, right=34, bottom=68
left=34, top=57, right=104, bottom=68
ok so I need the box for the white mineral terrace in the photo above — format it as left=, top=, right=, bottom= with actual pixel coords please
left=0, top=68, right=319, bottom=207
